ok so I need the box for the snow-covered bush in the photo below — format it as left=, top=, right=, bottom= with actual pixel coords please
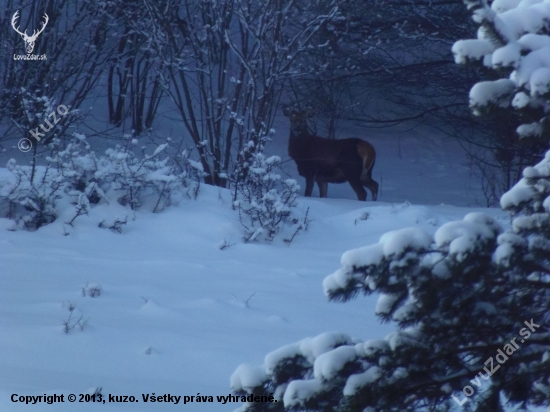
left=95, top=142, right=191, bottom=211
left=0, top=134, right=205, bottom=230
left=98, top=215, right=128, bottom=234
left=17, top=91, right=76, bottom=145
left=21, top=91, right=57, bottom=130
left=46, top=135, right=106, bottom=206
left=1, top=159, right=62, bottom=230
left=0, top=93, right=75, bottom=231
left=62, top=301, right=88, bottom=334
left=50, top=135, right=206, bottom=210
left=82, top=283, right=102, bottom=298
left=233, top=152, right=301, bottom=242
left=229, top=125, right=310, bottom=244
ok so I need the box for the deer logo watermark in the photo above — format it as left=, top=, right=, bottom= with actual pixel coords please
left=11, top=10, right=48, bottom=60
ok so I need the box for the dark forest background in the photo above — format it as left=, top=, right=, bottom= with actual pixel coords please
left=1, top=0, right=546, bottom=205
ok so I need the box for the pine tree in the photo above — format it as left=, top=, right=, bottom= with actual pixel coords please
left=231, top=1, right=550, bottom=410
left=452, top=0, right=550, bottom=143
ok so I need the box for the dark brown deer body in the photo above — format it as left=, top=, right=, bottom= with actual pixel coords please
left=283, top=108, right=378, bottom=201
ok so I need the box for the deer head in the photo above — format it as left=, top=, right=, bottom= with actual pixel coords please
left=282, top=106, right=314, bottom=137
left=12, top=11, right=49, bottom=54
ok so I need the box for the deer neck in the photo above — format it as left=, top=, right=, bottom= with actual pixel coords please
left=289, top=123, right=311, bottom=147
left=288, top=123, right=313, bottom=161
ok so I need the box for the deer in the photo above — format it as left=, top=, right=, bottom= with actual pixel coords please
left=11, top=11, right=49, bottom=55
left=283, top=107, right=378, bottom=201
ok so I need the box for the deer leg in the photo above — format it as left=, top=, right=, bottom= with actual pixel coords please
left=318, top=181, right=328, bottom=198
left=362, top=177, right=379, bottom=201
left=304, top=176, right=315, bottom=197
left=348, top=177, right=367, bottom=201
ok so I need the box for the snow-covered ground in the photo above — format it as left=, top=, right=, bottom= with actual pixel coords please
left=0, top=98, right=500, bottom=411
left=3, top=0, right=550, bottom=409
left=0, top=106, right=500, bottom=411
left=0, top=177, right=508, bottom=411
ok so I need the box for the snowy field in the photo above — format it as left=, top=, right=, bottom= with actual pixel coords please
left=3, top=0, right=550, bottom=410
left=0, top=112, right=508, bottom=412
left=0, top=167, right=508, bottom=412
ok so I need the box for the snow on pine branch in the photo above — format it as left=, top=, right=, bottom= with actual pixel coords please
left=323, top=212, right=503, bottom=311
left=451, top=39, right=494, bottom=64
left=231, top=332, right=359, bottom=407
left=455, top=0, right=550, bottom=139
left=323, top=227, right=433, bottom=302
left=501, top=150, right=550, bottom=214
left=469, top=79, right=515, bottom=115
left=231, top=328, right=426, bottom=410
